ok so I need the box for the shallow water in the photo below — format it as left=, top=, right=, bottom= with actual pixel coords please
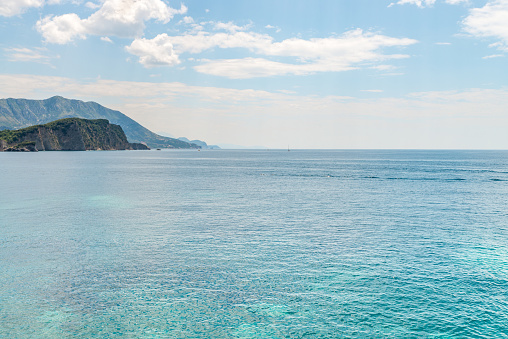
left=1, top=150, right=508, bottom=337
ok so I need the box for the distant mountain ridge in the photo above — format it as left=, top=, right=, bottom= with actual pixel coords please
left=0, top=96, right=197, bottom=149
left=177, top=137, right=221, bottom=150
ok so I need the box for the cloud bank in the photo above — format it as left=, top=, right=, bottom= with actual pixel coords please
left=127, top=28, right=417, bottom=78
left=1, top=74, right=508, bottom=149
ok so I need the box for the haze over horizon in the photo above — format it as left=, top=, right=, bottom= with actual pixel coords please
left=1, top=0, right=507, bottom=149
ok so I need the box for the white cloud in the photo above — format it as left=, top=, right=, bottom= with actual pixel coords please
left=482, top=53, right=504, bottom=58
left=1, top=0, right=44, bottom=16
left=435, top=42, right=451, bottom=45
left=0, top=74, right=283, bottom=104
left=389, top=0, right=467, bottom=7
left=265, top=25, right=281, bottom=33
left=125, top=33, right=180, bottom=67
left=195, top=57, right=334, bottom=78
left=0, top=0, right=62, bottom=16
left=178, top=16, right=204, bottom=33
left=84, top=1, right=100, bottom=9
left=37, top=0, right=187, bottom=44
left=445, top=0, right=468, bottom=4
left=213, top=21, right=250, bottom=33
left=101, top=36, right=113, bottom=43
left=462, top=0, right=508, bottom=51
left=371, top=64, right=397, bottom=71
left=159, top=31, right=272, bottom=55
left=182, top=16, right=194, bottom=24
left=389, top=0, right=436, bottom=8
left=37, top=13, right=86, bottom=44
left=127, top=28, right=417, bottom=77
left=4, top=47, right=54, bottom=64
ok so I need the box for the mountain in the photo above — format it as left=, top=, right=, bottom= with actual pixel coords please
left=0, top=96, right=197, bottom=149
left=178, top=137, right=221, bottom=149
left=0, top=118, right=149, bottom=152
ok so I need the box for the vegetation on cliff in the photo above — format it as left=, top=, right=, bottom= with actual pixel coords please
left=0, top=118, right=149, bottom=151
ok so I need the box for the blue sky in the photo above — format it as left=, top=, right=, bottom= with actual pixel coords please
left=1, top=0, right=508, bottom=148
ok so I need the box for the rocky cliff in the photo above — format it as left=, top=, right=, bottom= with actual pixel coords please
left=0, top=118, right=149, bottom=152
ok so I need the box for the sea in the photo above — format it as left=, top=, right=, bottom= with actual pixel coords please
left=1, top=149, right=508, bottom=338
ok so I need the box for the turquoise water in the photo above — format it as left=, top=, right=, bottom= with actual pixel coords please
left=1, top=150, right=508, bottom=337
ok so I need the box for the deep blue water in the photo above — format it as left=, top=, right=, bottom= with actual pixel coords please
left=1, top=150, right=508, bottom=338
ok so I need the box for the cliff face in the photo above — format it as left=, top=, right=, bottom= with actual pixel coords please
left=0, top=118, right=149, bottom=151
left=0, top=96, right=197, bottom=149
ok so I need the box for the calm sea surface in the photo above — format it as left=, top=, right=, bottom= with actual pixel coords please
left=1, top=150, right=508, bottom=338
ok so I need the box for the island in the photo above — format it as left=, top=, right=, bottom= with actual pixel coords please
left=0, top=118, right=149, bottom=152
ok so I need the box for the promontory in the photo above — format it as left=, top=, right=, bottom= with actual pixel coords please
left=0, top=118, right=149, bottom=152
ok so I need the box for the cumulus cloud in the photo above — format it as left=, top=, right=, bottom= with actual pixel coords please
left=37, top=0, right=187, bottom=44
left=125, top=33, right=179, bottom=67
left=127, top=28, right=417, bottom=78
left=37, top=13, right=86, bottom=44
left=462, top=0, right=508, bottom=51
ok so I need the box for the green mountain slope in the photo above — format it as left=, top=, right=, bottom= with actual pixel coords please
left=0, top=96, right=196, bottom=149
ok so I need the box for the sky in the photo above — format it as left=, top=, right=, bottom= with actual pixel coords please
left=0, top=0, right=508, bottom=149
